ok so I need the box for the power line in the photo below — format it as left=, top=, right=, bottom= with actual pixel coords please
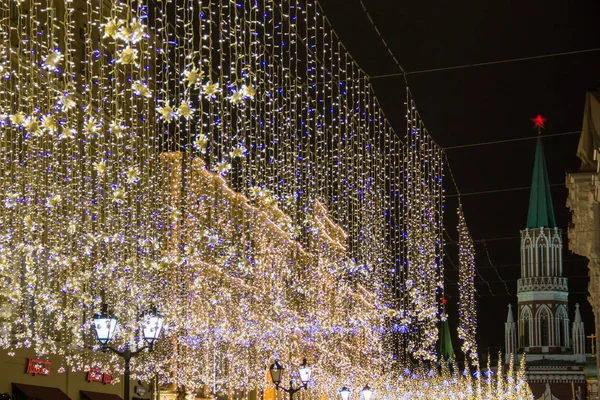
left=446, top=183, right=564, bottom=198
left=368, top=47, right=600, bottom=79
left=443, top=228, right=485, bottom=297
left=445, top=228, right=600, bottom=245
left=466, top=257, right=587, bottom=270
left=357, top=0, right=407, bottom=82
left=480, top=241, right=510, bottom=295
left=445, top=228, right=494, bottom=297
left=443, top=131, right=580, bottom=151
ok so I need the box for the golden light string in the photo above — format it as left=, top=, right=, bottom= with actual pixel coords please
left=457, top=202, right=478, bottom=366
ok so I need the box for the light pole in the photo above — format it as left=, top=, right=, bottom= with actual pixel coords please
left=269, top=359, right=312, bottom=400
left=93, top=306, right=164, bottom=400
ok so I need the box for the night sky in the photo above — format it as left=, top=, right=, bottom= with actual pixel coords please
left=318, top=0, right=600, bottom=358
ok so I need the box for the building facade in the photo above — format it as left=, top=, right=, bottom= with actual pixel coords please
left=506, top=137, right=587, bottom=399
left=566, top=88, right=600, bottom=400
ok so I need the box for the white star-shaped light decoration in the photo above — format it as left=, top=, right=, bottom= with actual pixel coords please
left=117, top=46, right=137, bottom=65
left=229, top=90, right=244, bottom=105
left=112, top=187, right=127, bottom=204
left=24, top=215, right=35, bottom=230
left=157, top=103, right=175, bottom=122
left=102, top=17, right=123, bottom=39
left=59, top=127, right=76, bottom=140
left=10, top=113, right=25, bottom=126
left=178, top=101, right=194, bottom=119
left=230, top=145, right=246, bottom=158
left=241, top=84, right=256, bottom=98
left=132, top=81, right=152, bottom=98
left=93, top=161, right=107, bottom=176
left=203, top=82, right=221, bottom=98
left=45, top=194, right=62, bottom=208
left=213, top=160, right=231, bottom=175
left=125, top=167, right=140, bottom=184
left=83, top=117, right=101, bottom=137
left=24, top=117, right=41, bottom=136
left=42, top=115, right=58, bottom=133
left=193, top=134, right=209, bottom=154
left=109, top=120, right=125, bottom=139
left=43, top=51, right=63, bottom=70
left=183, top=68, right=202, bottom=87
left=59, top=93, right=76, bottom=111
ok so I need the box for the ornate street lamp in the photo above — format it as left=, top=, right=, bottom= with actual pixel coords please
left=361, top=385, right=373, bottom=400
left=269, top=359, right=312, bottom=400
left=339, top=386, right=351, bottom=400
left=92, top=306, right=164, bottom=400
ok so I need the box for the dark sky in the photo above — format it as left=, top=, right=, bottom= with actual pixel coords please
left=318, top=0, right=600, bottom=357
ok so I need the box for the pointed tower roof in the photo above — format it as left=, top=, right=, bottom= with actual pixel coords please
left=506, top=304, right=514, bottom=324
left=526, top=138, right=557, bottom=228
left=439, top=319, right=455, bottom=362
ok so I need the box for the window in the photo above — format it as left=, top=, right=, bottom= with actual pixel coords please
left=556, top=306, right=569, bottom=347
left=521, top=306, right=532, bottom=348
left=539, top=308, right=550, bottom=346
left=537, top=243, right=547, bottom=276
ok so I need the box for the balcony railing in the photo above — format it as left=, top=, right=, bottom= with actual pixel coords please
left=517, top=276, right=568, bottom=292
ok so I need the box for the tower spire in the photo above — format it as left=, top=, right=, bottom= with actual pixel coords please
left=526, top=115, right=556, bottom=228
left=573, top=303, right=585, bottom=359
left=505, top=304, right=516, bottom=360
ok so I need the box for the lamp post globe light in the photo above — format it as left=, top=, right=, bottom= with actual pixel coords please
left=269, top=358, right=312, bottom=400
left=361, top=385, right=372, bottom=400
left=92, top=306, right=164, bottom=400
left=339, top=386, right=351, bottom=400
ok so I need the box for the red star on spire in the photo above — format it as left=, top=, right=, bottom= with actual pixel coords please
left=532, top=114, right=546, bottom=129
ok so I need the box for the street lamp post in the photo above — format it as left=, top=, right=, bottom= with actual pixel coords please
left=269, top=359, right=312, bottom=400
left=93, top=306, right=164, bottom=400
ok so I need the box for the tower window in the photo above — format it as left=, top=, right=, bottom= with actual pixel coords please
left=540, top=309, right=550, bottom=346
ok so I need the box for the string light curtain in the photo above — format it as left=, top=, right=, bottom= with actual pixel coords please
left=0, top=0, right=447, bottom=393
left=457, top=203, right=478, bottom=366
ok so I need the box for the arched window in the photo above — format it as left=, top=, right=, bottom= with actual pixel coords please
left=524, top=240, right=532, bottom=278
left=537, top=239, right=547, bottom=276
left=556, top=306, right=569, bottom=347
left=541, top=317, right=549, bottom=346
left=537, top=306, right=552, bottom=347
left=521, top=306, right=532, bottom=348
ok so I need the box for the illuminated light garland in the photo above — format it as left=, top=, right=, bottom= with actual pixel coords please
left=457, top=203, right=478, bottom=365
left=0, top=0, right=458, bottom=394
left=373, top=355, right=532, bottom=400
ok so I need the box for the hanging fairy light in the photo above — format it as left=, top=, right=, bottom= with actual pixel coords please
left=0, top=0, right=453, bottom=395
left=457, top=203, right=478, bottom=365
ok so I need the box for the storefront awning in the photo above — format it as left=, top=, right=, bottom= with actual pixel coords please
left=80, top=390, right=123, bottom=400
left=12, top=383, right=72, bottom=400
